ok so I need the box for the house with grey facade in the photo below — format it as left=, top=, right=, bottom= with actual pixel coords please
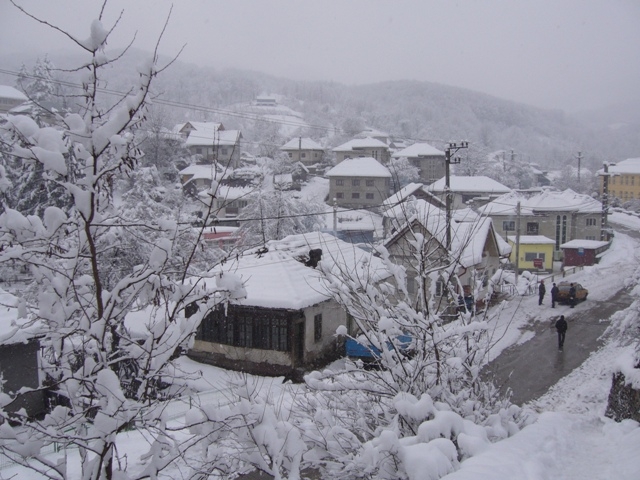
left=426, top=175, right=512, bottom=209
left=392, top=142, right=446, bottom=185
left=332, top=137, right=391, bottom=164
left=325, top=157, right=392, bottom=209
left=280, top=137, right=325, bottom=166
left=175, top=121, right=242, bottom=168
left=478, top=188, right=604, bottom=261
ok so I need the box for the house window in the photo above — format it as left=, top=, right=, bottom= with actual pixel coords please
left=196, top=147, right=202, bottom=154
left=503, top=221, right=515, bottom=231
left=352, top=193, right=360, bottom=199
left=288, top=153, right=292, bottom=158
left=336, top=192, right=344, bottom=199
left=372, top=150, right=378, bottom=159
left=352, top=179, right=360, bottom=186
left=366, top=193, right=374, bottom=199
left=314, top=314, right=322, bottom=342
left=336, top=179, right=344, bottom=186
left=526, top=222, right=539, bottom=235
left=197, top=307, right=291, bottom=352
left=525, top=252, right=545, bottom=262
left=366, top=179, right=375, bottom=187
left=301, top=153, right=306, bottom=158
left=586, top=218, right=597, bottom=226
left=586, top=236, right=596, bottom=240
left=221, top=148, right=228, bottom=155
left=435, top=280, right=446, bottom=297
left=314, top=152, right=319, bottom=158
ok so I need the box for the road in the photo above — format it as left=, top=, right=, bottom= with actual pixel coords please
left=486, top=223, right=640, bottom=406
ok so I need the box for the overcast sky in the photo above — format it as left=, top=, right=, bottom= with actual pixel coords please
left=1, top=0, right=639, bottom=113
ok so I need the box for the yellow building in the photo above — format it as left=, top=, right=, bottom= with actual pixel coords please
left=598, top=158, right=640, bottom=202
left=508, top=235, right=556, bottom=272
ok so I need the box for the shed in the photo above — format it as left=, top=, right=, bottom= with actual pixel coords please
left=560, top=239, right=610, bottom=267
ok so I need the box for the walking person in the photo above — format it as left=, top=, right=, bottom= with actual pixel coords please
left=538, top=279, right=546, bottom=306
left=551, top=282, right=559, bottom=308
left=555, top=315, right=568, bottom=350
left=569, top=283, right=577, bottom=308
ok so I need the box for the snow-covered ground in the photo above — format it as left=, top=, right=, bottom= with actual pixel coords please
left=441, top=211, right=640, bottom=480
left=3, top=210, right=639, bottom=479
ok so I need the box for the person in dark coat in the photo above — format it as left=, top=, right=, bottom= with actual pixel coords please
left=569, top=283, right=577, bottom=308
left=555, top=315, right=568, bottom=350
left=551, top=283, right=559, bottom=308
left=538, top=280, right=546, bottom=306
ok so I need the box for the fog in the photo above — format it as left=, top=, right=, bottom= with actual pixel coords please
left=1, top=0, right=639, bottom=113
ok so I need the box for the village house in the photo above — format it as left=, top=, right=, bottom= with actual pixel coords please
left=381, top=182, right=445, bottom=237
left=174, top=121, right=242, bottom=168
left=280, top=137, right=325, bottom=167
left=479, top=188, right=604, bottom=261
left=426, top=175, right=512, bottom=209
left=598, top=157, right=640, bottom=203
left=0, top=85, right=27, bottom=114
left=332, top=137, right=391, bottom=164
left=355, top=128, right=391, bottom=145
left=391, top=142, right=446, bottom=185
left=383, top=200, right=511, bottom=311
left=188, top=232, right=390, bottom=377
left=325, top=157, right=392, bottom=209
left=507, top=235, right=556, bottom=272
left=179, top=164, right=221, bottom=191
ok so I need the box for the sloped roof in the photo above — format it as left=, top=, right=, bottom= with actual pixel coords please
left=333, top=137, right=389, bottom=152
left=385, top=199, right=510, bottom=267
left=0, top=85, right=27, bottom=101
left=325, top=157, right=391, bottom=177
left=382, top=182, right=445, bottom=210
left=280, top=137, right=324, bottom=151
left=597, top=158, right=640, bottom=175
left=427, top=176, right=511, bottom=194
left=478, top=188, right=602, bottom=216
left=208, top=232, right=390, bottom=309
left=185, top=128, right=241, bottom=147
left=392, top=142, right=445, bottom=158
left=179, top=164, right=221, bottom=180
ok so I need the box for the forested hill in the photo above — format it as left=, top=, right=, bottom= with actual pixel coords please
left=2, top=49, right=639, bottom=171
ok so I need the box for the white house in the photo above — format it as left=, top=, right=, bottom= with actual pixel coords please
left=175, top=121, right=242, bottom=167
left=189, top=232, right=390, bottom=377
left=332, top=137, right=391, bottom=164
left=325, top=157, right=392, bottom=209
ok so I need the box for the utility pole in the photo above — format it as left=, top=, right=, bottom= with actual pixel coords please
left=600, top=162, right=615, bottom=241
left=445, top=141, right=469, bottom=251
left=298, top=136, right=302, bottom=163
left=515, top=201, right=521, bottom=287
left=577, top=151, right=582, bottom=183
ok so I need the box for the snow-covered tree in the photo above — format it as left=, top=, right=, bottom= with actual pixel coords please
left=0, top=5, right=239, bottom=479
left=237, top=188, right=326, bottom=247
left=388, top=156, right=420, bottom=190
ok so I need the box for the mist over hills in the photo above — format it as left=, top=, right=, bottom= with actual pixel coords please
left=2, top=48, right=638, bottom=172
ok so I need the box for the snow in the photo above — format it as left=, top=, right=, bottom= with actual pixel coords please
left=427, top=176, right=512, bottom=194
left=596, top=157, right=640, bottom=175
left=280, top=137, right=324, bottom=151
left=479, top=188, right=602, bottom=216
left=325, top=157, right=391, bottom=177
left=560, top=239, right=610, bottom=249
left=392, top=142, right=445, bottom=158
left=517, top=235, right=555, bottom=245
left=332, top=137, right=389, bottom=151
left=0, top=85, right=27, bottom=101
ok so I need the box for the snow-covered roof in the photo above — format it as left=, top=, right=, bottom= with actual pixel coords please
left=392, top=142, right=445, bottom=158
left=479, top=188, right=602, bottom=216
left=0, top=288, right=41, bottom=345
left=333, top=137, right=389, bottom=152
left=280, top=137, right=324, bottom=151
left=511, top=235, right=556, bottom=245
left=385, top=199, right=510, bottom=267
left=597, top=158, right=640, bottom=175
left=185, top=129, right=241, bottom=147
left=325, top=157, right=391, bottom=178
left=560, top=239, right=610, bottom=250
left=0, top=85, right=27, bottom=101
left=208, top=232, right=390, bottom=309
left=382, top=183, right=445, bottom=210
left=179, top=164, right=220, bottom=180
left=356, top=128, right=389, bottom=139
left=427, top=176, right=511, bottom=194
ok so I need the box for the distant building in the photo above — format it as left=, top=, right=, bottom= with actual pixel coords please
left=325, top=157, right=392, bottom=209
left=0, top=85, right=27, bottom=114
left=597, top=158, right=640, bottom=203
left=255, top=95, right=277, bottom=106
left=392, top=143, right=446, bottom=185
left=280, top=137, right=325, bottom=166
left=332, top=137, right=391, bottom=164
left=426, top=175, right=512, bottom=209
left=174, top=121, right=242, bottom=168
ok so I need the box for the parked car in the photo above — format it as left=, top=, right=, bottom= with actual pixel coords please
left=556, top=282, right=588, bottom=304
